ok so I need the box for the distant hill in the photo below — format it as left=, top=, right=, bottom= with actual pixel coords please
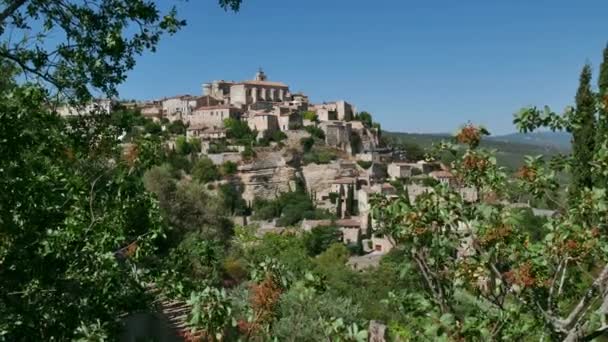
left=488, top=131, right=572, bottom=150
left=384, top=131, right=569, bottom=171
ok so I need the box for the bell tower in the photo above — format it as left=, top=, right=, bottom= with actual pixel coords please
left=254, top=67, right=267, bottom=81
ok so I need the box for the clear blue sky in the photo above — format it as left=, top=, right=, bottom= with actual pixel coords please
left=118, top=0, right=608, bottom=135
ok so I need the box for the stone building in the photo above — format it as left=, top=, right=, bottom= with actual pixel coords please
left=57, top=98, right=113, bottom=116
left=387, top=162, right=413, bottom=180
left=247, top=113, right=279, bottom=136
left=187, top=104, right=242, bottom=129
left=202, top=69, right=290, bottom=107
left=430, top=170, right=455, bottom=186
left=161, top=95, right=197, bottom=122
left=319, top=121, right=352, bottom=153
left=312, top=100, right=354, bottom=121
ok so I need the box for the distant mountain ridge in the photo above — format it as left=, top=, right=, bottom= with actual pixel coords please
left=488, top=131, right=571, bottom=150
left=384, top=131, right=569, bottom=171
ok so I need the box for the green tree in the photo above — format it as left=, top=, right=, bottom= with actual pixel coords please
left=192, top=157, right=220, bottom=183
left=596, top=44, right=608, bottom=187
left=570, top=64, right=596, bottom=201
left=336, top=185, right=344, bottom=218
left=345, top=184, right=356, bottom=216
left=175, top=135, right=193, bottom=155
left=355, top=111, right=373, bottom=127
left=304, top=225, right=342, bottom=256
left=302, top=111, right=318, bottom=121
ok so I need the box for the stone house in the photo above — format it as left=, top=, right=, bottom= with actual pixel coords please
left=161, top=95, right=197, bottom=122
left=140, top=103, right=163, bottom=121
left=57, top=98, right=113, bottom=116
left=387, top=162, right=413, bottom=180
left=430, top=170, right=456, bottom=186
left=186, top=125, right=227, bottom=140
left=247, top=113, right=279, bottom=136
left=319, top=121, right=352, bottom=153
left=312, top=100, right=354, bottom=121
left=187, top=105, right=241, bottom=129
left=300, top=218, right=362, bottom=245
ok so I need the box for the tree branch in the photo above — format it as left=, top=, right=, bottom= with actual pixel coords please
left=0, top=0, right=28, bottom=26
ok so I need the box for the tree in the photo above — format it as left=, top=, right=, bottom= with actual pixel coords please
left=192, top=157, right=220, bottom=183
left=345, top=184, right=356, bottom=217
left=336, top=185, right=344, bottom=219
left=304, top=225, right=342, bottom=256
left=570, top=64, right=596, bottom=201
left=355, top=111, right=373, bottom=128
left=302, top=111, right=318, bottom=122
left=0, top=1, right=244, bottom=339
left=597, top=44, right=608, bottom=187
left=372, top=120, right=608, bottom=341
left=175, top=135, right=193, bottom=155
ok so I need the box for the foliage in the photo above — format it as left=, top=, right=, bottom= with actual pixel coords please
left=371, top=120, right=608, bottom=341
left=187, top=287, right=234, bottom=341
left=220, top=160, right=238, bottom=176
left=192, top=157, right=220, bottom=183
left=357, top=160, right=372, bottom=169
left=252, top=184, right=334, bottom=226
left=301, top=136, right=315, bottom=152
left=302, top=146, right=338, bottom=165
left=304, top=226, right=343, bottom=256
left=305, top=125, right=326, bottom=140
left=241, top=146, right=256, bottom=161
left=355, top=111, right=373, bottom=128
left=570, top=64, right=596, bottom=201
left=168, top=120, right=188, bottom=135
left=175, top=135, right=194, bottom=155
left=225, top=118, right=256, bottom=145
left=219, top=183, right=249, bottom=216
left=0, top=85, right=166, bottom=340
left=302, top=110, right=318, bottom=122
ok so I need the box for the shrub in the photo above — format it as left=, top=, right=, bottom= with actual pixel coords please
left=357, top=160, right=372, bottom=169
left=168, top=119, right=187, bottom=135
left=241, top=146, right=256, bottom=160
left=301, top=137, right=314, bottom=153
left=304, top=126, right=325, bottom=140
left=221, top=161, right=238, bottom=176
left=192, top=157, right=220, bottom=183
left=302, top=111, right=318, bottom=122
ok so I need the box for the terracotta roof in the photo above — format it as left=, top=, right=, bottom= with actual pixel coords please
left=333, top=177, right=357, bottom=184
left=430, top=170, right=454, bottom=178
left=336, top=219, right=361, bottom=227
left=193, top=104, right=234, bottom=111
left=238, top=80, right=288, bottom=87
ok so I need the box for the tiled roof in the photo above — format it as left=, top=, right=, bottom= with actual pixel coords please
left=430, top=170, right=454, bottom=178
left=336, top=219, right=361, bottom=227
left=238, top=80, right=288, bottom=87
left=193, top=104, right=234, bottom=111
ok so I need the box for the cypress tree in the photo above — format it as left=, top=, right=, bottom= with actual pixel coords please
left=570, top=64, right=596, bottom=201
left=345, top=184, right=355, bottom=217
left=336, top=186, right=344, bottom=219
left=596, top=44, right=608, bottom=187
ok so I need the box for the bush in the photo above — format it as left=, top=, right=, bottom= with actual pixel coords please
left=221, top=160, right=238, bottom=176
left=302, top=111, right=318, bottom=122
left=219, top=183, right=249, bottom=216
left=356, top=160, right=372, bottom=169
left=420, top=177, right=439, bottom=187
left=225, top=118, right=256, bottom=145
left=175, top=135, right=193, bottom=155
left=302, top=148, right=337, bottom=165
left=192, top=157, right=220, bottom=183
left=241, top=146, right=256, bottom=160
left=304, top=225, right=342, bottom=256
left=304, top=126, right=325, bottom=140
left=168, top=119, right=187, bottom=135
left=301, top=137, right=314, bottom=153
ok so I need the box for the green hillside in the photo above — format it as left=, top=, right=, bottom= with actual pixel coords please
left=384, top=131, right=570, bottom=171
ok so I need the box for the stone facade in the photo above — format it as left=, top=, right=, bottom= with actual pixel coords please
left=187, top=105, right=241, bottom=129
left=320, top=121, right=352, bottom=153
left=387, top=162, right=413, bottom=180
left=57, top=98, right=113, bottom=116
left=247, top=113, right=280, bottom=135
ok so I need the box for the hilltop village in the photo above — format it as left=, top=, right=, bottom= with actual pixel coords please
left=61, top=70, right=478, bottom=262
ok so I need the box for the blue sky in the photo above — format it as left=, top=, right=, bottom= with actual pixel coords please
left=118, top=0, right=608, bottom=135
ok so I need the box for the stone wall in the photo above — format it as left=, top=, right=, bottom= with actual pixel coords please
left=237, top=151, right=297, bottom=203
